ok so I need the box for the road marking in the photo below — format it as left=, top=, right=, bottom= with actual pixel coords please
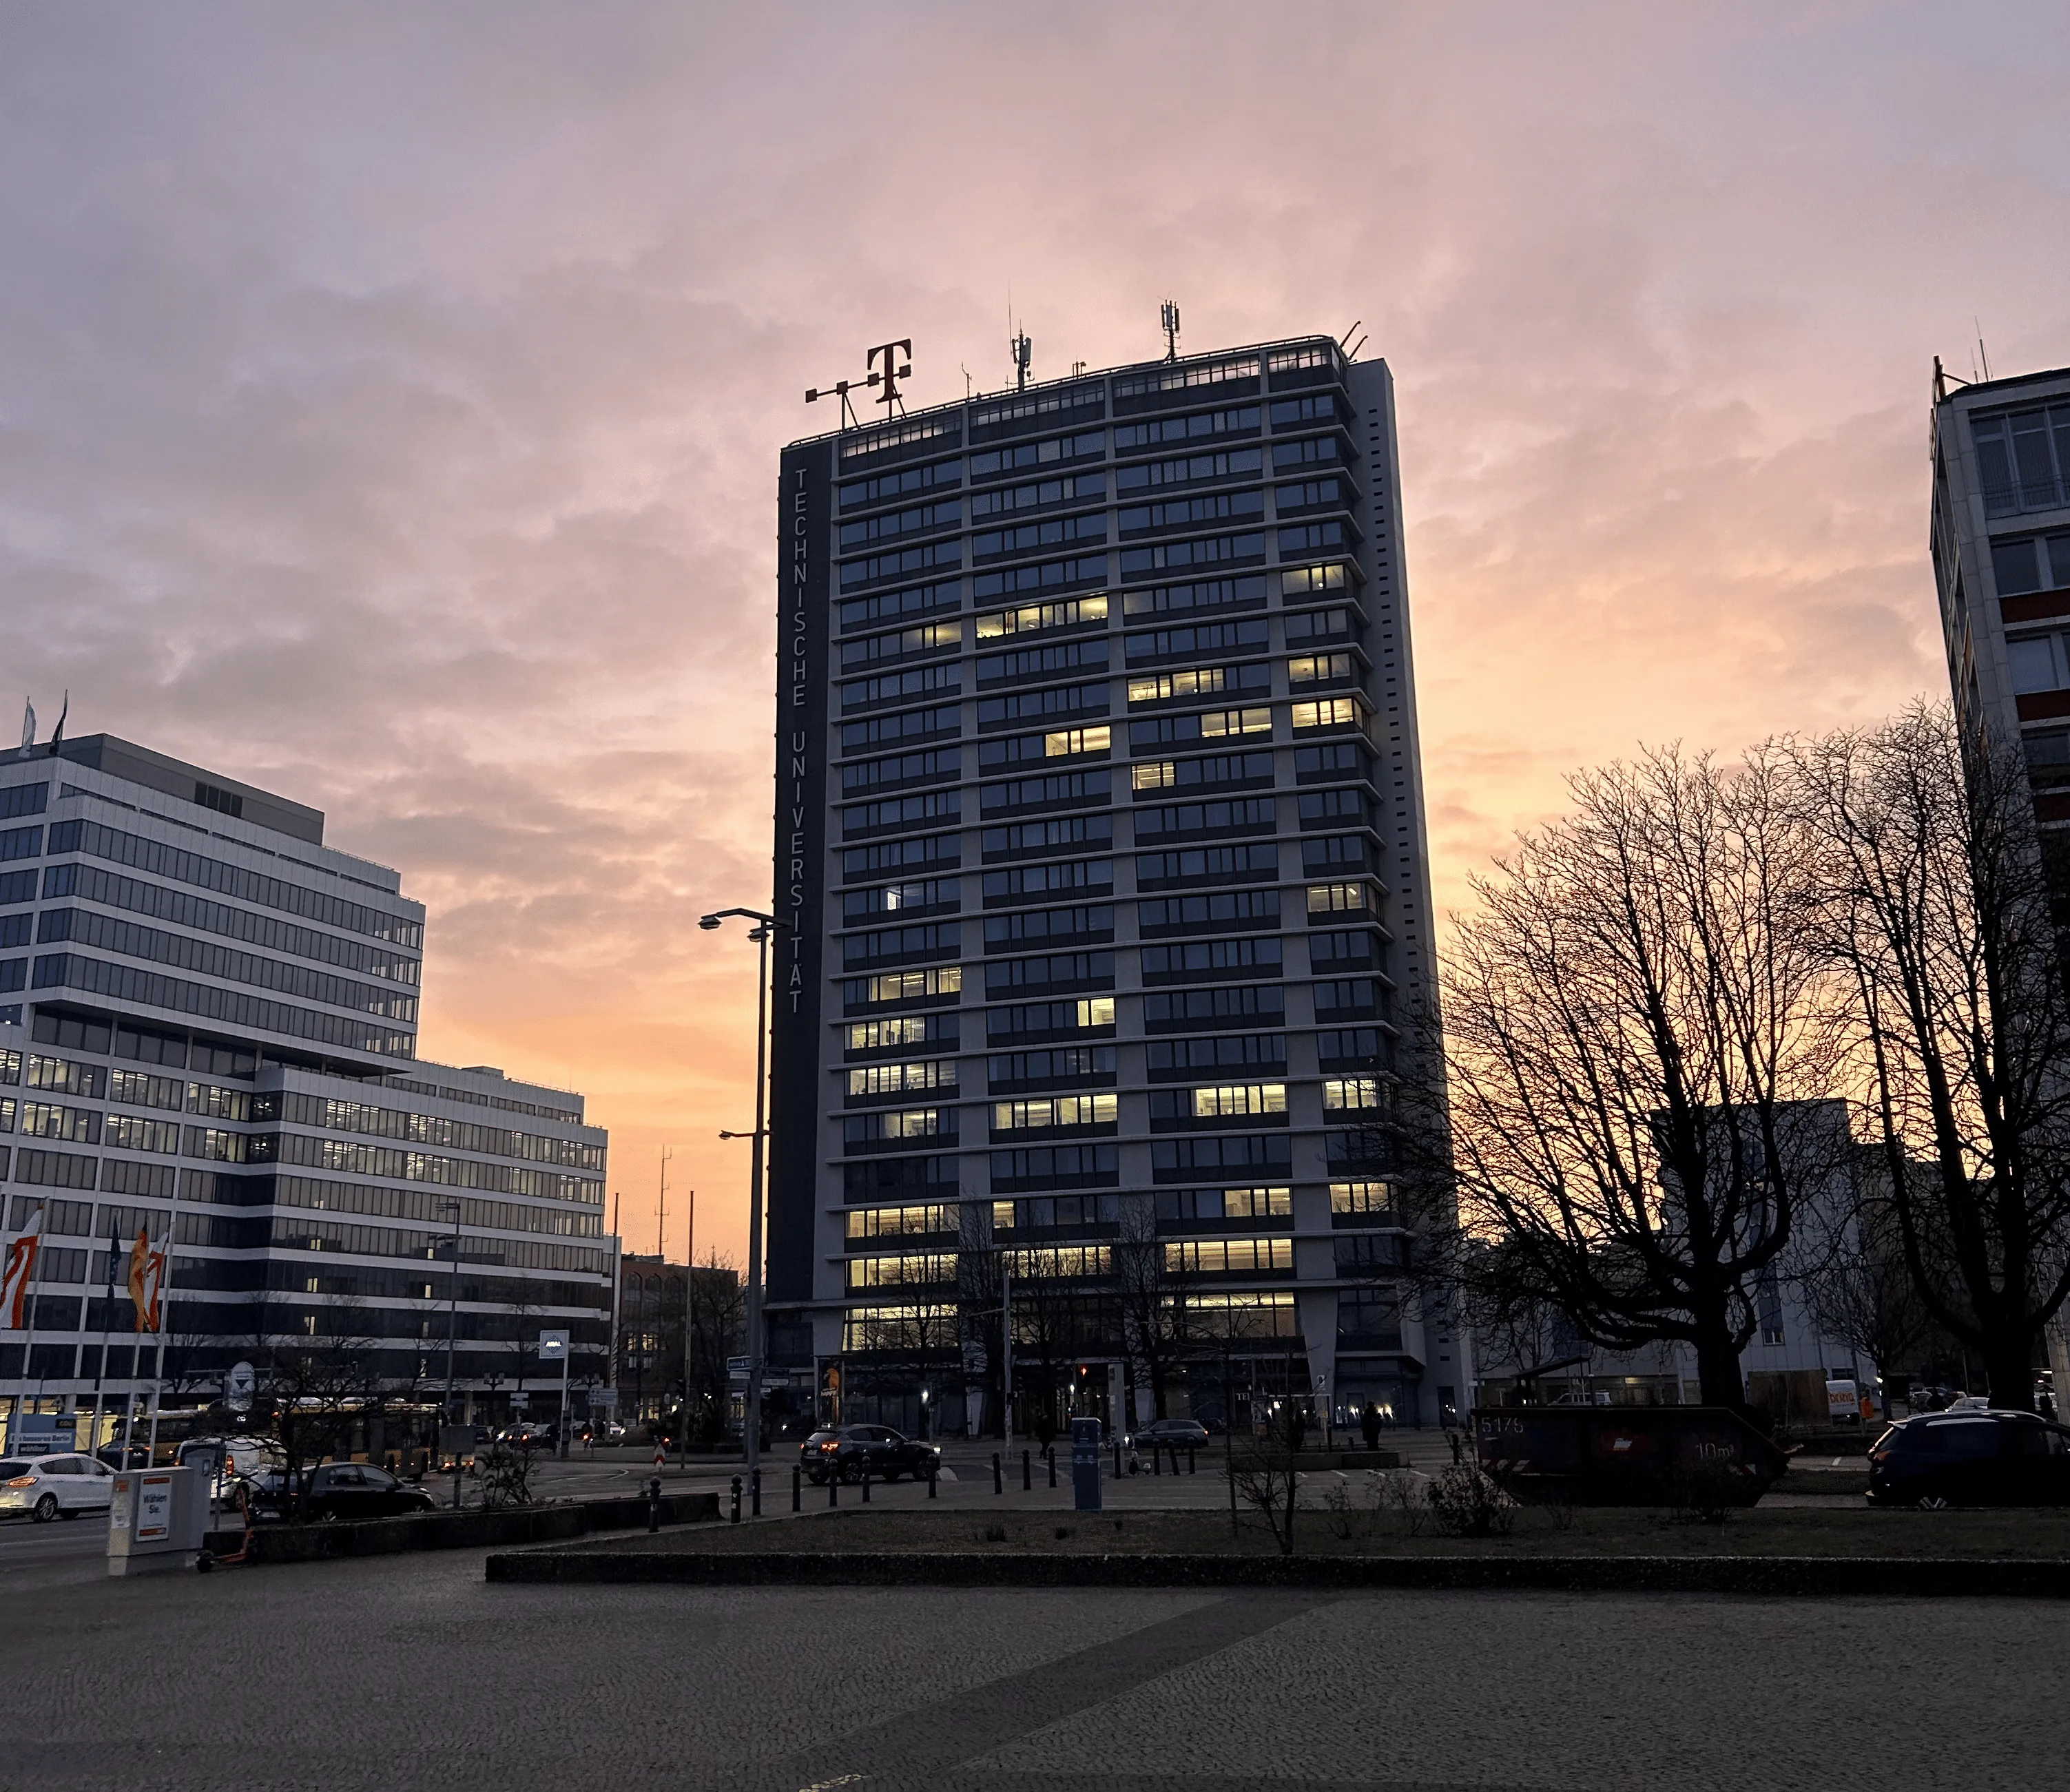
left=796, top=1775, right=865, bottom=1791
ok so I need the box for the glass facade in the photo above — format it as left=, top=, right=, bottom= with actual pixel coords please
left=0, top=738, right=612, bottom=1424
left=770, top=337, right=1442, bottom=1435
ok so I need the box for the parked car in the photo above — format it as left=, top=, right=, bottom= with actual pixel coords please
left=1867, top=1410, right=2070, bottom=1508
left=0, top=1454, right=117, bottom=1523
left=247, top=1463, right=438, bottom=1523
left=799, top=1426, right=941, bottom=1485
left=1125, top=1418, right=1210, bottom=1460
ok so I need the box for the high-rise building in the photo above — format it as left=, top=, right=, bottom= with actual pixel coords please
left=769, top=335, right=1456, bottom=1436
left=1930, top=359, right=2070, bottom=900
left=0, top=735, right=612, bottom=1435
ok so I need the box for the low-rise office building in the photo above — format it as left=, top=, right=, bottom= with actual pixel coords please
left=0, top=735, right=612, bottom=1439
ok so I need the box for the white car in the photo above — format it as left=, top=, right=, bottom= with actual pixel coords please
left=178, top=1435, right=285, bottom=1496
left=0, top=1454, right=116, bottom=1522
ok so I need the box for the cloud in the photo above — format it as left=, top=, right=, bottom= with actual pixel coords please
left=3, top=0, right=2067, bottom=1256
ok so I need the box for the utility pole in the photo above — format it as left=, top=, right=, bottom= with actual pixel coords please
left=679, top=1189, right=696, bottom=1468
left=1001, top=1263, right=1013, bottom=1439
left=657, top=1147, right=670, bottom=1257
left=701, top=906, right=787, bottom=1508
left=443, top=1198, right=462, bottom=1425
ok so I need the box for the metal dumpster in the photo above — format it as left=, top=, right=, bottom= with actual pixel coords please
left=1475, top=1405, right=1791, bottom=1506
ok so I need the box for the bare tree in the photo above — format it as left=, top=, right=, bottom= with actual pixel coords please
left=1797, top=707, right=2070, bottom=1409
left=683, top=1256, right=744, bottom=1448
left=1112, top=1197, right=1201, bottom=1424
left=1225, top=1337, right=1311, bottom=1556
left=1409, top=744, right=1841, bottom=1410
left=258, top=1300, right=388, bottom=1521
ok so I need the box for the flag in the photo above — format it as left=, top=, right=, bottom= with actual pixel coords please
left=127, top=1226, right=169, bottom=1333
left=1, top=1207, right=41, bottom=1329
left=16, top=698, right=32, bottom=760
left=45, top=690, right=67, bottom=759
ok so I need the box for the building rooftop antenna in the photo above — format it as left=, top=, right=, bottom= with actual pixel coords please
left=1161, top=300, right=1181, bottom=363
left=1011, top=327, right=1033, bottom=393
left=802, top=376, right=858, bottom=429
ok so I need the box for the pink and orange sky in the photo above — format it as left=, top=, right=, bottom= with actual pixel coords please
left=6, top=3, right=2068, bottom=1264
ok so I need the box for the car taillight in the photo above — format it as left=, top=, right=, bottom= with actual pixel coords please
left=6, top=1476, right=35, bottom=1488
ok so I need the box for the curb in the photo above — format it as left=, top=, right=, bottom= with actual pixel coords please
left=482, top=1549, right=2070, bottom=1596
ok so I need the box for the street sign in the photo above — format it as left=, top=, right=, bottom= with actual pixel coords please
left=225, top=1361, right=256, bottom=1413
left=589, top=1388, right=619, bottom=1409
left=538, top=1329, right=570, bottom=1359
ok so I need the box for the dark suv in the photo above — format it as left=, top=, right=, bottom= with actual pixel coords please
left=800, top=1426, right=941, bottom=1485
left=1867, top=1410, right=2070, bottom=1508
left=249, top=1462, right=438, bottom=1523
left=1126, top=1417, right=1210, bottom=1452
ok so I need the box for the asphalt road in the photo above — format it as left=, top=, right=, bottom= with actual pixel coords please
left=0, top=1520, right=2059, bottom=1792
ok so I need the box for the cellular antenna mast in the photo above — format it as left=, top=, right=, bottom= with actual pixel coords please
left=1161, top=299, right=1181, bottom=362
left=1011, top=327, right=1032, bottom=393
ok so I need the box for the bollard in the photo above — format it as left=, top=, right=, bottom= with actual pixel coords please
left=730, top=1476, right=742, bottom=1525
left=862, top=1469, right=871, bottom=1504
left=1189, top=1446, right=1197, bottom=1475
left=1154, top=1441, right=1163, bottom=1475
left=992, top=1451, right=1003, bottom=1494
left=792, top=1465, right=802, bottom=1512
left=928, top=1458, right=938, bottom=1499
left=1022, top=1448, right=1031, bottom=1491
left=1112, top=1440, right=1121, bottom=1479
left=647, top=1475, right=662, bottom=1534
left=1047, top=1446, right=1057, bottom=1488
left=751, top=1468, right=761, bottom=1518
left=829, top=1472, right=839, bottom=1508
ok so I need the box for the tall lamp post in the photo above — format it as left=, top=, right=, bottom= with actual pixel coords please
left=700, top=906, right=787, bottom=1503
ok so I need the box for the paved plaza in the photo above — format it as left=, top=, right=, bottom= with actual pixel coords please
left=1, top=1503, right=2062, bottom=1792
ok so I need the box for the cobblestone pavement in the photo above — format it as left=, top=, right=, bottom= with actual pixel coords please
left=0, top=1536, right=2060, bottom=1792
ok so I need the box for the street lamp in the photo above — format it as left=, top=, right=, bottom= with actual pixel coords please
left=700, top=905, right=789, bottom=1506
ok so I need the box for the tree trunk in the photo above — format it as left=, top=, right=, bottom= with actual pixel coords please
left=1983, top=1333, right=2036, bottom=1412
left=1690, top=1327, right=1746, bottom=1410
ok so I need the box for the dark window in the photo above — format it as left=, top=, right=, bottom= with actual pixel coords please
left=2024, top=730, right=2070, bottom=769
left=0, top=783, right=48, bottom=822
left=841, top=705, right=962, bottom=752
left=1993, top=537, right=2044, bottom=596
left=1119, top=576, right=1268, bottom=621
left=984, top=906, right=1114, bottom=948
left=982, top=859, right=1112, bottom=903
left=1146, top=1034, right=1285, bottom=1074
left=1142, top=985, right=1285, bottom=1028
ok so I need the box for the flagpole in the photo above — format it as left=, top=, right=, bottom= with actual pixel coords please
left=145, top=1187, right=180, bottom=1470
left=7, top=1203, right=44, bottom=1454
left=88, top=1233, right=117, bottom=1457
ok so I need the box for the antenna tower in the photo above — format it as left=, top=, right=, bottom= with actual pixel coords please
left=1011, top=329, right=1033, bottom=393
left=1160, top=300, right=1181, bottom=362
